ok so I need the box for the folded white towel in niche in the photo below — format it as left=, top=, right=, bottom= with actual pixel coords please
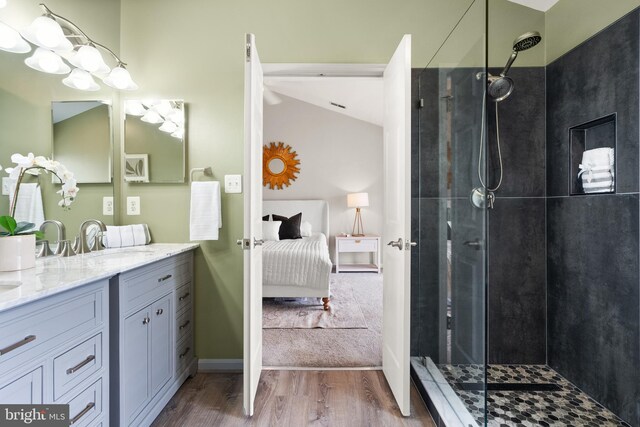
left=9, top=182, right=45, bottom=228
left=104, top=224, right=151, bottom=248
left=578, top=147, right=615, bottom=193
left=190, top=181, right=222, bottom=241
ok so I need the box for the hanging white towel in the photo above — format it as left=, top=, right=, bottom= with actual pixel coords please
left=190, top=181, right=222, bottom=241
left=8, top=182, right=45, bottom=228
left=104, top=224, right=151, bottom=248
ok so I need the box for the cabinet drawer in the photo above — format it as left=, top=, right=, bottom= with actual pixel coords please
left=0, top=366, right=43, bottom=404
left=176, top=335, right=193, bottom=375
left=338, top=239, right=377, bottom=252
left=53, top=333, right=102, bottom=400
left=176, top=307, right=192, bottom=343
left=122, top=258, right=187, bottom=312
left=66, top=378, right=102, bottom=427
left=0, top=290, right=102, bottom=372
left=175, top=282, right=192, bottom=314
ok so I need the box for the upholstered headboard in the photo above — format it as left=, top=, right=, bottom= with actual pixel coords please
left=263, top=200, right=329, bottom=237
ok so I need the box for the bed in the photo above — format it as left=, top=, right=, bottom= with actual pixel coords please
left=262, top=200, right=333, bottom=310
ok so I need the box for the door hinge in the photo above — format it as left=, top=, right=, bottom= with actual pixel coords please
left=418, top=98, right=424, bottom=109
left=246, top=44, right=251, bottom=62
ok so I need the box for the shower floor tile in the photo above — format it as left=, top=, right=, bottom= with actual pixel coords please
left=437, top=364, right=631, bottom=426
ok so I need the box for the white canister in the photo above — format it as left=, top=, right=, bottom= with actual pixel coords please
left=0, top=234, right=36, bottom=272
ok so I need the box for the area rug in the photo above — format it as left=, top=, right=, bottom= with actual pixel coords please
left=263, top=273, right=382, bottom=367
left=262, top=278, right=367, bottom=329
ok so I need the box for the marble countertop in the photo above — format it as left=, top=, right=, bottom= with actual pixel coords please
left=0, top=243, right=199, bottom=312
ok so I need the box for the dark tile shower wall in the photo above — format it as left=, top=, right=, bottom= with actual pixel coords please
left=546, top=9, right=640, bottom=426
left=486, top=67, right=546, bottom=365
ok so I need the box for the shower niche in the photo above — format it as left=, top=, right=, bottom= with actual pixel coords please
left=569, top=113, right=616, bottom=195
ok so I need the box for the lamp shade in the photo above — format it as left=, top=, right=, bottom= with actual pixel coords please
left=68, top=45, right=110, bottom=74
left=347, top=192, right=369, bottom=208
left=124, top=100, right=146, bottom=116
left=0, top=21, right=31, bottom=53
left=24, top=47, right=70, bottom=74
left=159, top=120, right=178, bottom=133
left=62, top=68, right=100, bottom=91
left=21, top=16, right=73, bottom=52
left=103, top=65, right=138, bottom=91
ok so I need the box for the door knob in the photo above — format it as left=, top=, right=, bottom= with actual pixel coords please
left=405, top=240, right=417, bottom=249
left=387, top=238, right=404, bottom=250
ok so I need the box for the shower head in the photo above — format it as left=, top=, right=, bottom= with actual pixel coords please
left=513, top=31, right=542, bottom=52
left=500, top=31, right=543, bottom=77
left=487, top=75, right=514, bottom=102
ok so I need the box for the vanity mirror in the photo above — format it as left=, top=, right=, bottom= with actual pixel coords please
left=52, top=100, right=113, bottom=184
left=124, top=100, right=186, bottom=183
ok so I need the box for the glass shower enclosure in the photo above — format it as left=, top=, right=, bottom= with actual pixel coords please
left=410, top=1, right=488, bottom=425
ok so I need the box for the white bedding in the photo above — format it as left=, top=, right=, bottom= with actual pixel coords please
left=263, top=232, right=332, bottom=290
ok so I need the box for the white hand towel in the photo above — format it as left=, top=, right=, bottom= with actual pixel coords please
left=104, top=224, right=151, bottom=248
left=578, top=147, right=615, bottom=193
left=8, top=182, right=45, bottom=228
left=190, top=181, right=222, bottom=241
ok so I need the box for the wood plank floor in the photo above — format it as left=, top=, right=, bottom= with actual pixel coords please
left=151, top=370, right=435, bottom=426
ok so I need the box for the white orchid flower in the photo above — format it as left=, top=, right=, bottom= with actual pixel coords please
left=4, top=166, right=22, bottom=180
left=11, top=152, right=35, bottom=168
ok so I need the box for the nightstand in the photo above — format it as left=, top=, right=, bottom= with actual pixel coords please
left=335, top=235, right=381, bottom=273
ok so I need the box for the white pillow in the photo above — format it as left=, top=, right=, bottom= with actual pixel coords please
left=300, top=221, right=312, bottom=237
left=263, top=221, right=282, bottom=241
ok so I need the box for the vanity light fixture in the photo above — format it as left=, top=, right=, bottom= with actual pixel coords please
left=170, top=128, right=185, bottom=139
left=159, top=120, right=178, bottom=133
left=124, top=100, right=146, bottom=116
left=141, top=109, right=163, bottom=124
left=6, top=3, right=137, bottom=92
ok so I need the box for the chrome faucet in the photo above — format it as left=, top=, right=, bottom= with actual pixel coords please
left=76, top=219, right=107, bottom=254
left=39, top=220, right=66, bottom=256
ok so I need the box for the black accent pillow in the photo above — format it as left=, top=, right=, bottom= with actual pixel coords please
left=272, top=212, right=302, bottom=240
left=262, top=215, right=270, bottom=221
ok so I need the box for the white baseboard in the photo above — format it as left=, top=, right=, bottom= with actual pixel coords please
left=198, top=358, right=243, bottom=372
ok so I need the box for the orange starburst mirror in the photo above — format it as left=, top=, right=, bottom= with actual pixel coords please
left=263, top=142, right=300, bottom=190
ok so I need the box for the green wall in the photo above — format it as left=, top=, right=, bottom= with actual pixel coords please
left=119, top=0, right=478, bottom=359
left=546, top=0, right=640, bottom=63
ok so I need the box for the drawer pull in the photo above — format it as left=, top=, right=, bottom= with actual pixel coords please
left=0, top=335, right=36, bottom=356
left=66, top=355, right=96, bottom=375
left=354, top=240, right=361, bottom=243
left=179, top=320, right=191, bottom=330
left=156, top=308, right=164, bottom=316
left=178, top=292, right=190, bottom=302
left=179, top=347, right=190, bottom=359
left=158, top=274, right=173, bottom=283
left=70, top=402, right=95, bottom=425
left=142, top=316, right=150, bottom=325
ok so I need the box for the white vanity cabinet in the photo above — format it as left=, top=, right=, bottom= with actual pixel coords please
left=111, top=251, right=196, bottom=427
left=0, top=279, right=109, bottom=427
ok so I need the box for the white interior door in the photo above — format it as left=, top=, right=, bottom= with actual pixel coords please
left=242, top=32, right=263, bottom=417
left=382, top=34, right=412, bottom=417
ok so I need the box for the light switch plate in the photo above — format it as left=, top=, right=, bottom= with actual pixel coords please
left=224, top=174, right=242, bottom=194
left=1, top=178, right=12, bottom=196
left=127, top=196, right=141, bottom=215
left=103, top=196, right=114, bottom=216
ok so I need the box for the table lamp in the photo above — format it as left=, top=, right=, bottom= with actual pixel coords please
left=347, top=192, right=369, bottom=237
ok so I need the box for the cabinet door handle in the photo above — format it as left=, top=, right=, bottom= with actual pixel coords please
left=158, top=274, right=172, bottom=283
left=179, top=320, right=191, bottom=330
left=70, top=402, right=95, bottom=425
left=66, top=355, right=96, bottom=375
left=178, top=292, right=190, bottom=301
left=142, top=316, right=150, bottom=325
left=179, top=347, right=190, bottom=359
left=354, top=240, right=361, bottom=243
left=156, top=308, right=164, bottom=316
left=0, top=335, right=36, bottom=356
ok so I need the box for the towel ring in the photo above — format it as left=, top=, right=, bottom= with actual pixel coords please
left=190, top=167, right=213, bottom=182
